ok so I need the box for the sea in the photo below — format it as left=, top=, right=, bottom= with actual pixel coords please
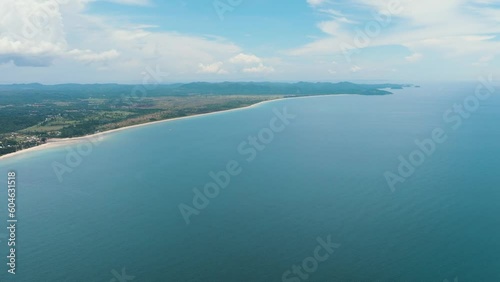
left=0, top=82, right=499, bottom=281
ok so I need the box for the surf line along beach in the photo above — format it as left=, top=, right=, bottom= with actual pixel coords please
left=0, top=97, right=284, bottom=161
left=0, top=94, right=353, bottom=162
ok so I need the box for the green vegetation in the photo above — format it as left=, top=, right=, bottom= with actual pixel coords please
left=0, top=82, right=410, bottom=157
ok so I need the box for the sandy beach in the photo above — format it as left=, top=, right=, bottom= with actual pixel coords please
left=0, top=97, right=280, bottom=161
left=0, top=94, right=352, bottom=161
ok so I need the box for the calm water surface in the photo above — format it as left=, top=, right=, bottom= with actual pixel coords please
left=1, top=83, right=499, bottom=281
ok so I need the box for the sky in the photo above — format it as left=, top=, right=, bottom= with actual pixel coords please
left=0, top=0, right=499, bottom=84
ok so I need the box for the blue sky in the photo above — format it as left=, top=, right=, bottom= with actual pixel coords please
left=0, top=0, right=499, bottom=83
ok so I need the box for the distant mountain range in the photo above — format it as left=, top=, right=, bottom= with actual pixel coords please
left=0, top=82, right=412, bottom=103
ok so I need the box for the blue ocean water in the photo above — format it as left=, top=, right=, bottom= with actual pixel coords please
left=1, top=83, right=499, bottom=281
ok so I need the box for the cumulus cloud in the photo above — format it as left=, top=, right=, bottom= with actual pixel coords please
left=0, top=0, right=245, bottom=78
left=0, top=0, right=67, bottom=66
left=198, top=62, right=227, bottom=74
left=229, top=53, right=274, bottom=74
left=229, top=53, right=262, bottom=64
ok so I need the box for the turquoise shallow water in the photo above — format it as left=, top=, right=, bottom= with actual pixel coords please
left=1, top=83, right=500, bottom=281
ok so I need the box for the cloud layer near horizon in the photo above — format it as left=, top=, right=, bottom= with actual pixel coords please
left=0, top=0, right=498, bottom=83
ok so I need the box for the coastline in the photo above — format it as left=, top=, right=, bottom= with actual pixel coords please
left=0, top=94, right=350, bottom=161
left=0, top=97, right=278, bottom=161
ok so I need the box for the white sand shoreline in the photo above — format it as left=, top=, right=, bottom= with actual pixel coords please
left=0, top=94, right=350, bottom=161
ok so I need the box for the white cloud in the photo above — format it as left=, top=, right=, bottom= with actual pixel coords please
left=405, top=53, right=423, bottom=62
left=68, top=49, right=120, bottom=63
left=350, top=65, right=362, bottom=72
left=319, top=9, right=344, bottom=17
left=228, top=53, right=275, bottom=74
left=0, top=0, right=67, bottom=66
left=307, top=0, right=328, bottom=7
left=0, top=0, right=244, bottom=78
left=229, top=53, right=262, bottom=64
left=289, top=0, right=500, bottom=81
left=3, top=0, right=497, bottom=82
left=198, top=62, right=227, bottom=74
left=318, top=21, right=342, bottom=36
left=242, top=63, right=274, bottom=73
